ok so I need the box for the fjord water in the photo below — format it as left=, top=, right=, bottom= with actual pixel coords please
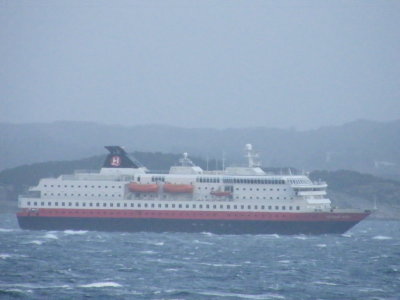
left=0, top=214, right=399, bottom=300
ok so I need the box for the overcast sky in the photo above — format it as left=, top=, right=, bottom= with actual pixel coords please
left=1, top=0, right=399, bottom=129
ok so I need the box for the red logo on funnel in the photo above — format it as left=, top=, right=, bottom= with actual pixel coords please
left=110, top=156, right=121, bottom=167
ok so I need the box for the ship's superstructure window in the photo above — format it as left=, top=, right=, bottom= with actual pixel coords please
left=220, top=178, right=286, bottom=184
left=151, top=176, right=165, bottom=182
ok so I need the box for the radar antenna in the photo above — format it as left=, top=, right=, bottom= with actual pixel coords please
left=179, top=152, right=195, bottom=166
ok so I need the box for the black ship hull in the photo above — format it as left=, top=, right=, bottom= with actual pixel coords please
left=17, top=215, right=364, bottom=235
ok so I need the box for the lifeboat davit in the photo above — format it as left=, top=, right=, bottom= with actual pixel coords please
left=163, top=183, right=194, bottom=193
left=128, top=183, right=158, bottom=193
left=210, top=191, right=232, bottom=197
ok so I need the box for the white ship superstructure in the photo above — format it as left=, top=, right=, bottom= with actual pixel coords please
left=17, top=145, right=370, bottom=234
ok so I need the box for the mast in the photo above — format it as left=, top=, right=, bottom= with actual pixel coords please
left=245, top=144, right=261, bottom=168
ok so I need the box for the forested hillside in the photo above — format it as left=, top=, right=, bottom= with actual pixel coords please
left=1, top=119, right=399, bottom=179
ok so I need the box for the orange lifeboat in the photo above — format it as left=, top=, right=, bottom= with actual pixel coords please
left=128, top=183, right=158, bottom=193
left=163, top=183, right=194, bottom=193
left=210, top=191, right=232, bottom=197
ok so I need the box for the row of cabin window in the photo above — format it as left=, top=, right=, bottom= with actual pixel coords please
left=26, top=201, right=300, bottom=211
left=43, top=193, right=122, bottom=198
left=197, top=187, right=287, bottom=192
left=197, top=177, right=221, bottom=183
left=287, top=179, right=309, bottom=184
left=223, top=178, right=285, bottom=185
left=235, top=196, right=293, bottom=200
left=43, top=184, right=122, bottom=189
left=151, top=176, right=165, bottom=182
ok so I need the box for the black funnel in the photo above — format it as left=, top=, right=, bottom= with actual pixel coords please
left=103, top=146, right=140, bottom=168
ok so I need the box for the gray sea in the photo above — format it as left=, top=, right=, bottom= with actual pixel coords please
left=0, top=213, right=399, bottom=300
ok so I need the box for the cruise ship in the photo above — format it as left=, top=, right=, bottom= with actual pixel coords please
left=17, top=145, right=371, bottom=234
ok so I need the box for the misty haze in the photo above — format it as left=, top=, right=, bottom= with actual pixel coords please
left=0, top=1, right=399, bottom=299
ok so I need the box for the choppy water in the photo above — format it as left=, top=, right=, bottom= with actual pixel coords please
left=0, top=213, right=399, bottom=300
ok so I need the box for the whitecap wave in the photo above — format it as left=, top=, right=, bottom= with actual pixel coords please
left=269, top=234, right=280, bottom=238
left=278, top=260, right=291, bottom=264
left=0, top=228, right=14, bottom=232
left=193, top=239, right=214, bottom=245
left=200, top=262, right=241, bottom=267
left=294, top=236, right=307, bottom=240
left=201, top=232, right=214, bottom=236
left=359, top=287, right=385, bottom=293
left=28, top=240, right=43, bottom=245
left=79, top=282, right=122, bottom=288
left=0, top=254, right=11, bottom=259
left=372, top=235, right=392, bottom=240
left=198, top=291, right=285, bottom=299
left=44, top=233, right=58, bottom=239
left=313, top=281, right=338, bottom=286
left=316, top=244, right=327, bottom=248
left=138, top=250, right=157, bottom=255
left=64, top=230, right=88, bottom=235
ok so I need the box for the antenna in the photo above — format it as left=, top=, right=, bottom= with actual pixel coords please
left=222, top=151, right=225, bottom=171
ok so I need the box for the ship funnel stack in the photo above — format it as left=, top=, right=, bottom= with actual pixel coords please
left=101, top=146, right=146, bottom=175
left=245, top=144, right=261, bottom=168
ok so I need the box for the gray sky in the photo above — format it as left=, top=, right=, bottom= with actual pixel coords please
left=1, top=0, right=399, bottom=129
